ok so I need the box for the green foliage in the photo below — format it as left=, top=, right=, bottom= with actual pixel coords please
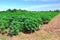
left=0, top=9, right=60, bottom=36
left=24, top=18, right=39, bottom=31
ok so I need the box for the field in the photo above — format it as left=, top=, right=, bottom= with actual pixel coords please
left=0, top=9, right=60, bottom=40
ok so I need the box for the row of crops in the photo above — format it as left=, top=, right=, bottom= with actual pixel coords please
left=0, top=10, right=60, bottom=36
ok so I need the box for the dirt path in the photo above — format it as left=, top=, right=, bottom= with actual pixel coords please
left=40, top=14, right=60, bottom=34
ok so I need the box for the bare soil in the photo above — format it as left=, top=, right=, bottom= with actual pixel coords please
left=40, top=14, right=60, bottom=34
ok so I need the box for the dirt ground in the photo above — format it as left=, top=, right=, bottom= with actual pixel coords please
left=40, top=14, right=60, bottom=34
left=0, top=14, right=60, bottom=40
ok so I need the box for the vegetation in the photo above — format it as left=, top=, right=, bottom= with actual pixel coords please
left=0, top=9, right=60, bottom=36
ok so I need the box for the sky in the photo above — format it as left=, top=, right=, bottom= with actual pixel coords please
left=0, top=0, right=60, bottom=11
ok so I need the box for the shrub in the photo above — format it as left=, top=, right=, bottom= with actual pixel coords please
left=23, top=18, right=39, bottom=32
